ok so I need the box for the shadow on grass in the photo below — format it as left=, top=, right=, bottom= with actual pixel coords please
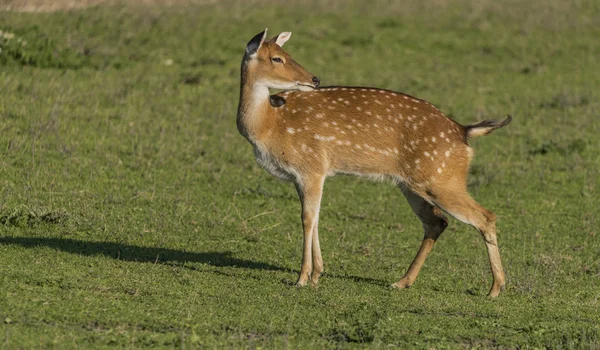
left=0, top=236, right=387, bottom=286
left=0, top=236, right=286, bottom=271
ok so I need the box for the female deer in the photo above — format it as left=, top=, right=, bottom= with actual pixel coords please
left=237, top=29, right=511, bottom=297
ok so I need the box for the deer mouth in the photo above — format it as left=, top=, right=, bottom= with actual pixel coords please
left=297, top=82, right=316, bottom=91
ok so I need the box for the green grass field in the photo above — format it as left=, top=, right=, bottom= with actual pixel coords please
left=1, top=0, right=599, bottom=348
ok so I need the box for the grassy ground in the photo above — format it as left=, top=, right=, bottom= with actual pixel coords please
left=1, top=0, right=599, bottom=348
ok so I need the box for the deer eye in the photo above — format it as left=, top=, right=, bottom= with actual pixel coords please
left=271, top=57, right=283, bottom=63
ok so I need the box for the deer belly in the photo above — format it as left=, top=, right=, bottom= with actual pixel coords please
left=253, top=145, right=296, bottom=181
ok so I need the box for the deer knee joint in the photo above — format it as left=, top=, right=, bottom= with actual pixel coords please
left=302, top=211, right=315, bottom=228
left=481, top=231, right=497, bottom=245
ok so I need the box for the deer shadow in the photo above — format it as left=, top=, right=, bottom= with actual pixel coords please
left=0, top=236, right=387, bottom=286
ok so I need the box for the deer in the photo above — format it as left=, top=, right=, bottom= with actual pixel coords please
left=236, top=29, right=511, bottom=298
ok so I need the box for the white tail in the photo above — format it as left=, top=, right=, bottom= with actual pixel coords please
left=237, top=29, right=511, bottom=297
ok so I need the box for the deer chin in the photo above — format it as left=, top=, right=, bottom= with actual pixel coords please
left=297, top=83, right=316, bottom=92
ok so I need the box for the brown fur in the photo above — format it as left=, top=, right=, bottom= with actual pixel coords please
left=237, top=30, right=510, bottom=297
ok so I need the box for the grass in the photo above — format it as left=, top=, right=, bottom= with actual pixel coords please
left=1, top=0, right=599, bottom=347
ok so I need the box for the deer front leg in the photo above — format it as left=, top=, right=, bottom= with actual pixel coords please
left=294, top=176, right=325, bottom=287
left=311, top=211, right=323, bottom=285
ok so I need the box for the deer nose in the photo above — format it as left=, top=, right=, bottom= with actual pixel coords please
left=312, top=76, right=320, bottom=88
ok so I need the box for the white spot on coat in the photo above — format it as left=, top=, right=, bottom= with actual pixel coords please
left=315, top=134, right=335, bottom=141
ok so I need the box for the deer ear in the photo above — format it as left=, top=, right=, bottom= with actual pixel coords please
left=245, top=28, right=268, bottom=56
left=274, top=31, right=292, bottom=47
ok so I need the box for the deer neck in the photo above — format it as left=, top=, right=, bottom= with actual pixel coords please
left=237, top=64, right=274, bottom=143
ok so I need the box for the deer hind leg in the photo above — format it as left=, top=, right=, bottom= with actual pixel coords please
left=432, top=189, right=506, bottom=297
left=393, top=187, right=448, bottom=289
left=294, top=175, right=325, bottom=287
